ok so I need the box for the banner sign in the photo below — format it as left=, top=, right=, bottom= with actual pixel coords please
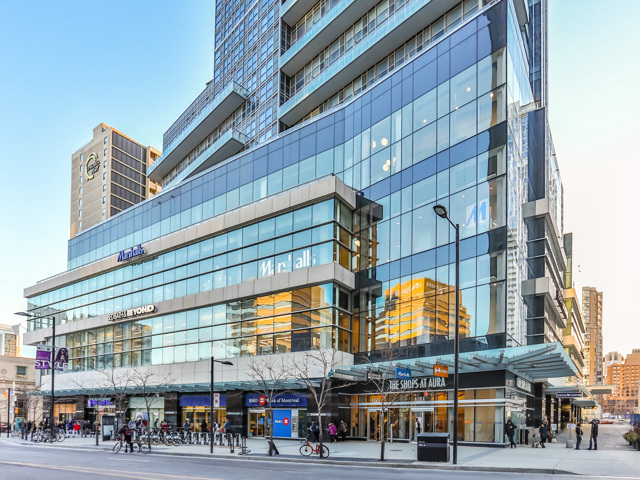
left=35, top=347, right=52, bottom=370
left=395, top=368, right=411, bottom=380
left=273, top=409, right=292, bottom=437
left=53, top=347, right=69, bottom=372
left=88, top=399, right=113, bottom=407
left=244, top=393, right=307, bottom=408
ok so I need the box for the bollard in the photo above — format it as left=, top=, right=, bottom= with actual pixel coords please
left=228, top=433, right=234, bottom=453
left=235, top=432, right=241, bottom=447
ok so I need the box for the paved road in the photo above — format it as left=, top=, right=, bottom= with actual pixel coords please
left=0, top=442, right=632, bottom=480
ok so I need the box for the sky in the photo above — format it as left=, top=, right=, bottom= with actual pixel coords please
left=1, top=1, right=638, bottom=358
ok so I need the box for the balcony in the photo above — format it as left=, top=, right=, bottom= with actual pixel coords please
left=281, top=0, right=318, bottom=26
left=149, top=82, right=248, bottom=183
left=163, top=129, right=247, bottom=188
left=280, top=0, right=379, bottom=77
left=279, top=0, right=455, bottom=127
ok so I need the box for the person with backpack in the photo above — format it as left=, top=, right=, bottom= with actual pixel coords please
left=575, top=423, right=583, bottom=450
left=117, top=423, right=134, bottom=453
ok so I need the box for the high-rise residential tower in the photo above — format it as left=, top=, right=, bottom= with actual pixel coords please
left=582, top=286, right=604, bottom=386
left=25, top=0, right=582, bottom=441
left=71, top=123, right=162, bottom=238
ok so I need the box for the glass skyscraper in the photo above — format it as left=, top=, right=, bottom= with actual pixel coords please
left=24, top=0, right=584, bottom=444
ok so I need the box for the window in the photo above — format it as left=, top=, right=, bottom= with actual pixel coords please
left=80, top=163, right=83, bottom=173
left=80, top=153, right=84, bottom=162
left=79, top=176, right=83, bottom=184
left=103, top=184, right=106, bottom=191
left=103, top=160, right=107, bottom=168
left=102, top=208, right=106, bottom=216
left=16, top=366, right=27, bottom=378
left=104, top=136, right=108, bottom=144
left=79, top=209, right=82, bottom=217
left=78, top=198, right=82, bottom=206
left=104, top=148, right=108, bottom=157
left=103, top=172, right=106, bottom=180
left=103, top=196, right=106, bottom=204
left=79, top=220, right=82, bottom=229
left=79, top=187, right=82, bottom=195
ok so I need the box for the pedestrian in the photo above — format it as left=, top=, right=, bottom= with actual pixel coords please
left=310, top=420, right=319, bottom=443
left=505, top=418, right=517, bottom=448
left=20, top=420, right=26, bottom=440
left=224, top=417, right=231, bottom=436
left=415, top=418, right=421, bottom=441
left=329, top=422, right=337, bottom=443
left=73, top=421, right=81, bottom=437
left=539, top=422, right=549, bottom=448
left=183, top=418, right=191, bottom=431
left=575, top=423, right=583, bottom=450
left=339, top=420, right=348, bottom=442
left=117, top=423, right=134, bottom=453
left=587, top=419, right=598, bottom=450
left=200, top=419, right=207, bottom=433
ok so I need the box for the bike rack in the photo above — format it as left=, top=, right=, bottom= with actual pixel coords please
left=238, top=436, right=251, bottom=455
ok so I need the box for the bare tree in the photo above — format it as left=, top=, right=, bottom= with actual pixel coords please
left=291, top=348, right=355, bottom=458
left=129, top=368, right=175, bottom=446
left=98, top=367, right=134, bottom=434
left=361, top=348, right=405, bottom=461
left=246, top=355, right=292, bottom=455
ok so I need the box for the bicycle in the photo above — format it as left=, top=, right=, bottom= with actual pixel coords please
left=112, top=434, right=150, bottom=454
left=299, top=439, right=329, bottom=458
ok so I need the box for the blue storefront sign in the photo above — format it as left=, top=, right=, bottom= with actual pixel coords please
left=244, top=393, right=307, bottom=407
left=179, top=394, right=227, bottom=407
left=396, top=368, right=412, bottom=380
left=273, top=410, right=292, bottom=437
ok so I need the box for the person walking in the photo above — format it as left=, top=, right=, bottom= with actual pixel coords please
left=339, top=420, right=348, bottom=442
left=117, top=423, right=134, bottom=453
left=329, top=422, right=338, bottom=443
left=309, top=420, right=319, bottom=443
left=575, top=423, right=583, bottom=450
left=587, top=419, right=599, bottom=450
left=20, top=420, right=26, bottom=440
left=539, top=422, right=549, bottom=448
left=505, top=419, right=517, bottom=448
left=73, top=421, right=81, bottom=437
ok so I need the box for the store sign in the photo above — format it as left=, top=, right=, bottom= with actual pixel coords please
left=117, top=244, right=145, bottom=262
left=395, top=368, right=411, bottom=380
left=88, top=399, right=113, bottom=407
left=556, top=392, right=582, bottom=399
left=108, top=304, right=156, bottom=322
left=273, top=410, right=292, bottom=437
left=516, top=377, right=532, bottom=392
left=245, top=393, right=307, bottom=408
left=433, top=365, right=449, bottom=378
left=84, top=152, right=100, bottom=181
left=258, top=248, right=316, bottom=277
left=388, top=376, right=447, bottom=391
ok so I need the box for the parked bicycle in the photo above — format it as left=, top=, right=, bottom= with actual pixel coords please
left=299, top=439, right=329, bottom=457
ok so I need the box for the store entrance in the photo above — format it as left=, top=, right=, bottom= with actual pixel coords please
left=411, top=408, right=434, bottom=440
left=248, top=410, right=265, bottom=438
left=367, top=409, right=380, bottom=440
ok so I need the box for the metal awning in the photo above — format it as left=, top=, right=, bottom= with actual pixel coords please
left=38, top=379, right=316, bottom=397
left=572, top=399, right=598, bottom=408
left=336, top=342, right=577, bottom=382
left=585, top=385, right=614, bottom=395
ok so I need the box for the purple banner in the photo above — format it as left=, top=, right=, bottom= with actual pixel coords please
left=35, top=348, right=51, bottom=370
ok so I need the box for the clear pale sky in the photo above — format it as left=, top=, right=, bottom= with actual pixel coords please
left=1, top=1, right=638, bottom=357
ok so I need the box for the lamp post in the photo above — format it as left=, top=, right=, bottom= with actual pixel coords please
left=433, top=204, right=460, bottom=465
left=15, top=312, right=55, bottom=443
left=210, top=355, right=233, bottom=453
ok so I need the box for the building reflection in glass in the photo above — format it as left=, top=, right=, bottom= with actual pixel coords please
left=374, top=277, right=471, bottom=349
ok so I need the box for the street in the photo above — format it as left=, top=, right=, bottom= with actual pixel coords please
left=0, top=424, right=637, bottom=480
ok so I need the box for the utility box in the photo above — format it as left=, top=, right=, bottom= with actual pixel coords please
left=417, top=432, right=450, bottom=462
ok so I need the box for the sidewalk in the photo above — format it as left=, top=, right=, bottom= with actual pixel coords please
left=3, top=429, right=639, bottom=477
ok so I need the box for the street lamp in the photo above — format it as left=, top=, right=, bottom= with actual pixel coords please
left=210, top=355, right=233, bottom=454
left=432, top=204, right=460, bottom=465
left=15, top=312, right=55, bottom=443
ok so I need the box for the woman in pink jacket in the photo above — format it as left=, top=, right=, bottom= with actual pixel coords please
left=329, top=423, right=338, bottom=443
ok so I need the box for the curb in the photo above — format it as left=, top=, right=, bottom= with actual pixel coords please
left=3, top=439, right=578, bottom=476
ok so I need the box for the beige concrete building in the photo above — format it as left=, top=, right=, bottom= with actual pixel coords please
left=70, top=123, right=161, bottom=238
left=603, top=349, right=640, bottom=416
left=0, top=354, right=41, bottom=426
left=582, top=287, right=603, bottom=386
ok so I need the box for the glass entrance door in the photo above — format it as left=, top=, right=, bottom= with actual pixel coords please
left=367, top=409, right=380, bottom=440
left=411, top=409, right=434, bottom=440
left=248, top=410, right=265, bottom=437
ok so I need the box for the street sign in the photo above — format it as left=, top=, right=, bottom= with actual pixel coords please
left=214, top=393, right=221, bottom=408
left=395, top=368, right=411, bottom=380
left=567, top=423, right=576, bottom=429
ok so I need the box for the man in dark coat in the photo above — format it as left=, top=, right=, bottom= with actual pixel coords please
left=539, top=422, right=549, bottom=448
left=505, top=419, right=517, bottom=448
left=587, top=419, right=599, bottom=450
